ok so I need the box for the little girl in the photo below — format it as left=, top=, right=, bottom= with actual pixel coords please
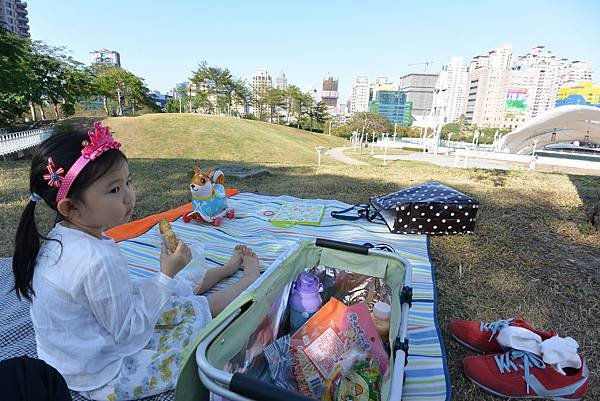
left=12, top=122, right=260, bottom=401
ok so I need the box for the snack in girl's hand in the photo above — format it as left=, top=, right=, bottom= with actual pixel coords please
left=159, top=218, right=178, bottom=252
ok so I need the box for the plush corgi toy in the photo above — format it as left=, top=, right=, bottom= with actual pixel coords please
left=183, top=167, right=234, bottom=226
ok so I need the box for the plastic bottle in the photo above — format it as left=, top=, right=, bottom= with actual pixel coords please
left=289, top=272, right=323, bottom=331
left=371, top=302, right=391, bottom=339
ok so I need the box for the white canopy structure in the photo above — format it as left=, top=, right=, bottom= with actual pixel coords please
left=497, top=105, right=600, bottom=154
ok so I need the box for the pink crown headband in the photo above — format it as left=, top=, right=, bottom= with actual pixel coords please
left=45, top=122, right=121, bottom=202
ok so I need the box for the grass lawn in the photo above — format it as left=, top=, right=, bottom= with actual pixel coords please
left=1, top=114, right=599, bottom=400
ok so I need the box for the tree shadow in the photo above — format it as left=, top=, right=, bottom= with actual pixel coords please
left=471, top=168, right=510, bottom=187
left=569, top=174, right=600, bottom=228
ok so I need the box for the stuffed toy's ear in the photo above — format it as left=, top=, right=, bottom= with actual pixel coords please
left=211, top=170, right=225, bottom=185
left=194, top=166, right=202, bottom=176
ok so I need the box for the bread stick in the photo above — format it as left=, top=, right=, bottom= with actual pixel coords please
left=159, top=219, right=178, bottom=253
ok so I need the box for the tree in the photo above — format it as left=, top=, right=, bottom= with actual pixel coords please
left=91, top=65, right=152, bottom=116
left=190, top=61, right=248, bottom=116
left=307, top=101, right=329, bottom=131
left=265, top=88, right=286, bottom=123
left=0, top=28, right=31, bottom=123
left=331, top=112, right=393, bottom=138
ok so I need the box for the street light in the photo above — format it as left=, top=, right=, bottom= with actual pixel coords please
left=446, top=132, right=454, bottom=155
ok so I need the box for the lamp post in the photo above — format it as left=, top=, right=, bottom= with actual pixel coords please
left=315, top=146, right=326, bottom=166
left=446, top=132, right=454, bottom=155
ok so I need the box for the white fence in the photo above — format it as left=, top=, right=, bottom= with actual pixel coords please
left=379, top=137, right=496, bottom=152
left=0, top=128, right=54, bottom=158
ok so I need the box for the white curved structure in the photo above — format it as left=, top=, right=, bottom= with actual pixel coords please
left=497, top=105, right=600, bottom=154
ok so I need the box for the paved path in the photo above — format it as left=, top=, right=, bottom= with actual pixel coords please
left=327, top=147, right=369, bottom=165
left=373, top=152, right=600, bottom=175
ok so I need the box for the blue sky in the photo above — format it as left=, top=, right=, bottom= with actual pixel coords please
left=29, top=0, right=600, bottom=99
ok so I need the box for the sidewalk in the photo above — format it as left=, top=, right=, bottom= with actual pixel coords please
left=326, top=146, right=369, bottom=165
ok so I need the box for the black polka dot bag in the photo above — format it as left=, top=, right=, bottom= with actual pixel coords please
left=331, top=181, right=479, bottom=235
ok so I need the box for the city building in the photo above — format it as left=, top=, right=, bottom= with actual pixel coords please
left=321, top=74, right=339, bottom=114
left=566, top=61, right=593, bottom=84
left=556, top=81, right=600, bottom=108
left=149, top=91, right=172, bottom=111
left=305, top=86, right=319, bottom=103
left=252, top=68, right=272, bottom=117
left=370, top=77, right=395, bottom=101
left=398, top=73, right=439, bottom=119
left=275, top=72, right=288, bottom=91
left=0, top=0, right=29, bottom=37
left=464, top=43, right=514, bottom=128
left=90, top=49, right=121, bottom=67
left=368, top=90, right=412, bottom=125
left=350, top=76, right=370, bottom=113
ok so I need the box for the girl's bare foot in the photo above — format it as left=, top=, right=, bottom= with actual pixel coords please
left=240, top=248, right=260, bottom=282
left=222, top=245, right=248, bottom=275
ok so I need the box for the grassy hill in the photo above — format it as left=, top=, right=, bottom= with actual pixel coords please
left=103, top=114, right=347, bottom=165
left=1, top=113, right=599, bottom=399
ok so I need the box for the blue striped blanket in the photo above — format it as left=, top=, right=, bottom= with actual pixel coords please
left=118, top=192, right=451, bottom=401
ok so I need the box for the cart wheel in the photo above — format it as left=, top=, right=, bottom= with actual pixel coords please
left=213, top=217, right=222, bottom=227
left=226, top=209, right=235, bottom=219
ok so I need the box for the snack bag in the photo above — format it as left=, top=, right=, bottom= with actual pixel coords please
left=290, top=298, right=348, bottom=398
left=343, top=302, right=389, bottom=374
left=324, top=353, right=382, bottom=401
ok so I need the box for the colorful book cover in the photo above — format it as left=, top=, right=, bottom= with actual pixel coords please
left=270, top=202, right=325, bottom=228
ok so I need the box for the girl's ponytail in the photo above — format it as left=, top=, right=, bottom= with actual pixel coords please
left=12, top=199, right=43, bottom=301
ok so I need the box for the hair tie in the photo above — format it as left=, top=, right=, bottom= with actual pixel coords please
left=30, top=193, right=42, bottom=202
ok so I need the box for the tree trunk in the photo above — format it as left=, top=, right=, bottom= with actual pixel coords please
left=39, top=105, right=46, bottom=120
left=53, top=103, right=60, bottom=120
left=29, top=101, right=37, bottom=122
left=103, top=96, right=109, bottom=115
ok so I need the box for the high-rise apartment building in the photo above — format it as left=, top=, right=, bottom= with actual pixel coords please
left=350, top=76, right=370, bottom=113
left=90, top=49, right=121, bottom=67
left=275, top=72, right=288, bottom=91
left=321, top=75, right=339, bottom=115
left=252, top=68, right=272, bottom=117
left=398, top=73, right=439, bottom=118
left=0, top=0, right=29, bottom=37
left=464, top=43, right=514, bottom=128
left=513, top=47, right=595, bottom=119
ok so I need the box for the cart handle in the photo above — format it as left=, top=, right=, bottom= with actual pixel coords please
left=230, top=373, right=318, bottom=401
left=315, top=238, right=370, bottom=255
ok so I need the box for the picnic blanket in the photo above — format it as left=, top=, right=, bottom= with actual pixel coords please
left=1, top=192, right=451, bottom=401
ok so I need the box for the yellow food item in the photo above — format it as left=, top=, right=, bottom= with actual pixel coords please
left=159, top=219, right=178, bottom=253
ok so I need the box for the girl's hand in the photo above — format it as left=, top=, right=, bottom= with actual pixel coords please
left=160, top=241, right=192, bottom=278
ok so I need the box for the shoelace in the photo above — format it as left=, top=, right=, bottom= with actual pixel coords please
left=480, top=318, right=514, bottom=342
left=494, top=350, right=545, bottom=394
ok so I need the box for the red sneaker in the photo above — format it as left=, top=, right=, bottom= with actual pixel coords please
left=449, top=318, right=556, bottom=353
left=463, top=351, right=589, bottom=400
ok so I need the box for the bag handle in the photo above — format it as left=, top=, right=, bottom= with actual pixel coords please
left=330, top=204, right=380, bottom=222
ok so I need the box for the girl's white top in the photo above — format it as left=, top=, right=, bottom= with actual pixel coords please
left=30, top=223, right=192, bottom=391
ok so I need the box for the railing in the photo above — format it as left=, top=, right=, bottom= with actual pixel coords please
left=0, top=127, right=54, bottom=158
left=379, top=137, right=497, bottom=152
